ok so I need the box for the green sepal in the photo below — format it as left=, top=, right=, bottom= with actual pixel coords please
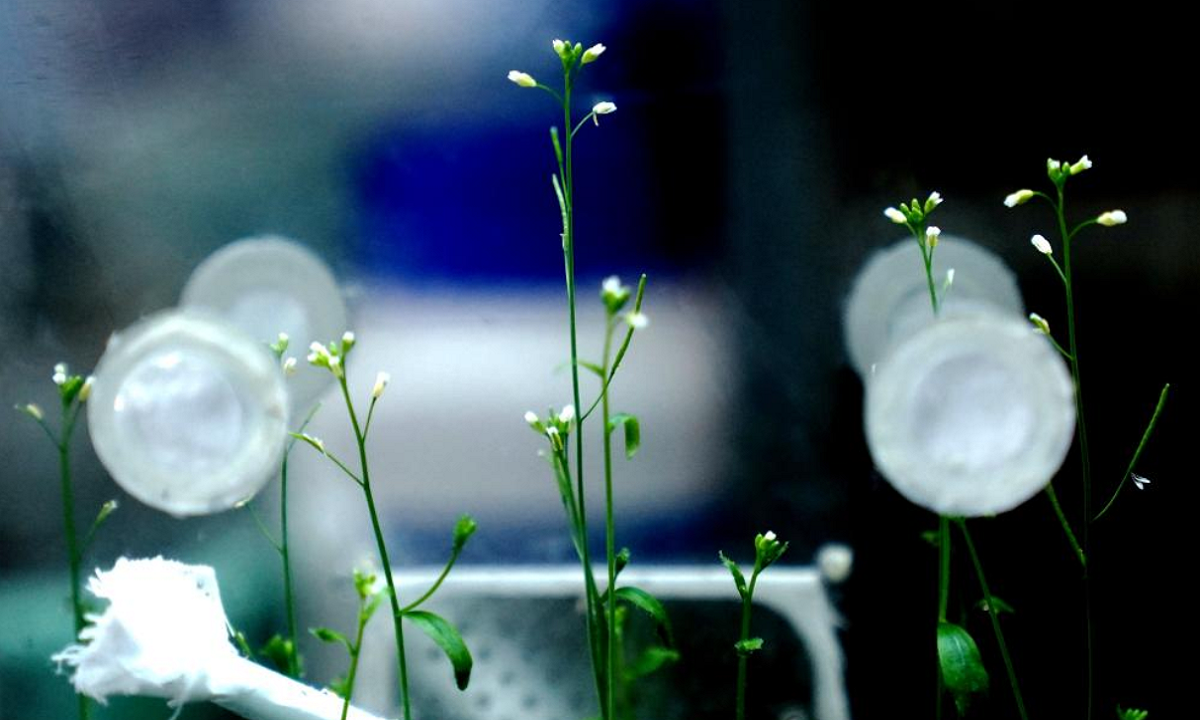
left=614, top=547, right=631, bottom=578
left=310, top=627, right=352, bottom=653
left=625, top=645, right=680, bottom=680
left=232, top=629, right=255, bottom=659
left=1117, top=706, right=1149, bottom=720
left=260, top=634, right=298, bottom=672
left=975, top=594, right=1015, bottom=615
left=607, top=413, right=641, bottom=459
left=404, top=610, right=473, bottom=690
left=614, top=585, right=674, bottom=647
left=937, top=621, right=990, bottom=714
left=452, top=514, right=478, bottom=552
left=720, top=551, right=748, bottom=599
left=734, top=637, right=764, bottom=656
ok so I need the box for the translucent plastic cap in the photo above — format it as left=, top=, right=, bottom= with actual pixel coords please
left=181, top=236, right=346, bottom=413
left=88, top=311, right=290, bottom=517
left=864, top=313, right=1076, bottom=517
left=844, top=237, right=1024, bottom=378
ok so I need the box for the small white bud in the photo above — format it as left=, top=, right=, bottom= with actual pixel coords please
left=78, top=376, right=94, bottom=403
left=591, top=101, right=617, bottom=125
left=1031, top=234, right=1053, bottom=255
left=945, top=268, right=955, bottom=287
left=1096, top=210, right=1127, bottom=227
left=581, top=43, right=606, bottom=64
left=558, top=404, right=576, bottom=424
left=277, top=332, right=289, bottom=344
left=925, top=226, right=941, bottom=248
left=282, top=357, right=297, bottom=376
left=341, top=331, right=356, bottom=349
left=625, top=311, right=649, bottom=330
left=507, top=70, right=537, bottom=88
left=53, top=363, right=68, bottom=386
left=552, top=39, right=568, bottom=58
left=884, top=207, right=907, bottom=224
left=1004, top=189, right=1035, bottom=207
left=524, top=411, right=540, bottom=425
left=763, top=530, right=777, bottom=542
left=22, top=403, right=44, bottom=421
left=1131, top=472, right=1151, bottom=490
left=1047, top=158, right=1062, bottom=173
left=925, top=191, right=943, bottom=212
left=372, top=371, right=390, bottom=399
left=1069, top=155, right=1092, bottom=175
left=1029, top=312, right=1051, bottom=335
left=602, top=275, right=624, bottom=296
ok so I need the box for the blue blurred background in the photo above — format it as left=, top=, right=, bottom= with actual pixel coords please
left=0, top=1, right=1195, bottom=718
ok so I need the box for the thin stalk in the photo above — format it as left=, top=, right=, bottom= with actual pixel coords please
left=1094, top=383, right=1170, bottom=522
left=601, top=317, right=617, bottom=720
left=735, top=572, right=759, bottom=720
left=561, top=71, right=607, bottom=720
left=1044, top=484, right=1086, bottom=568
left=58, top=405, right=89, bottom=720
left=339, top=378, right=412, bottom=720
left=956, top=520, right=1029, bottom=720
left=340, top=613, right=369, bottom=720
left=398, top=548, right=464, bottom=614
left=1056, top=186, right=1093, bottom=720
left=935, top=515, right=950, bottom=720
left=281, top=405, right=320, bottom=679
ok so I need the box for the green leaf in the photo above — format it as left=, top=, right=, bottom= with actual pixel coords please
left=614, top=586, right=674, bottom=647
left=937, top=622, right=990, bottom=714
left=405, top=610, right=473, bottom=690
left=579, top=360, right=606, bottom=378
left=625, top=645, right=680, bottom=680
left=259, top=634, right=297, bottom=672
left=1117, top=706, right=1149, bottom=720
left=607, top=413, right=641, bottom=459
left=310, top=627, right=352, bottom=653
left=734, top=637, right=764, bottom=656
left=719, top=551, right=748, bottom=598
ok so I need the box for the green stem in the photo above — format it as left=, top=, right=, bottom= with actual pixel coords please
left=1094, top=383, right=1170, bottom=522
left=956, top=520, right=1029, bottom=720
left=340, top=609, right=370, bottom=720
left=1044, top=484, right=1086, bottom=568
left=1056, top=186, right=1093, bottom=720
left=398, top=548, right=463, bottom=615
left=601, top=317, right=617, bottom=720
left=58, top=406, right=89, bottom=720
left=935, top=515, right=950, bottom=720
left=339, top=378, right=412, bottom=720
left=735, top=572, right=759, bottom=720
left=281, top=405, right=320, bottom=679
left=561, top=71, right=607, bottom=720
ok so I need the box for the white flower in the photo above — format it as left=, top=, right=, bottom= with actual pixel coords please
left=524, top=411, right=540, bottom=425
left=1096, top=210, right=1127, bottom=227
left=945, top=268, right=955, bottom=287
left=925, top=225, right=941, bottom=248
left=1069, top=155, right=1092, bottom=175
left=763, top=530, right=776, bottom=542
left=371, top=371, right=390, bottom=399
left=281, top=357, right=297, bottom=376
left=602, top=275, right=625, bottom=296
left=53, top=363, right=68, bottom=386
left=1131, top=472, right=1151, bottom=490
left=22, top=403, right=44, bottom=421
left=341, top=331, right=356, bottom=350
left=1047, top=158, right=1062, bottom=173
left=925, top=191, right=943, bottom=211
left=625, top=311, right=650, bottom=330
left=1029, top=312, right=1051, bottom=335
left=307, top=341, right=331, bottom=365
left=1004, top=189, right=1035, bottom=207
left=884, top=207, right=907, bottom=224
left=1031, top=234, right=1053, bottom=255
left=507, top=70, right=537, bottom=88
left=591, top=101, right=617, bottom=125
left=79, top=377, right=94, bottom=403
left=558, top=405, right=576, bottom=424
left=817, top=543, right=854, bottom=584
left=581, top=43, right=606, bottom=64
left=552, top=39, right=568, bottom=58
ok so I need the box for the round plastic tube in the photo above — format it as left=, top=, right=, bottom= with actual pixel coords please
left=864, top=313, right=1075, bottom=516
left=88, top=310, right=289, bottom=516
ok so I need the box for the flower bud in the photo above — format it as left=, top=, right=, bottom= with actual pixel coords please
left=1069, top=154, right=1092, bottom=175
left=507, top=70, right=537, bottom=88
left=1096, top=210, right=1127, bottom=227
left=1031, top=234, right=1053, bottom=255
left=1004, top=189, right=1035, bottom=207
left=371, top=371, right=390, bottom=399
left=581, top=43, right=606, bottom=64
left=884, top=207, right=907, bottom=224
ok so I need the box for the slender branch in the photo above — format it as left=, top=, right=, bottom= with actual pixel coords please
left=1094, top=383, right=1170, bottom=521
left=1044, top=484, right=1086, bottom=568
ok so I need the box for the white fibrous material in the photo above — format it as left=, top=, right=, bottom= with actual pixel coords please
left=843, top=237, right=1024, bottom=379
left=88, top=310, right=289, bottom=517
left=864, top=313, right=1075, bottom=517
left=54, top=557, right=387, bottom=720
